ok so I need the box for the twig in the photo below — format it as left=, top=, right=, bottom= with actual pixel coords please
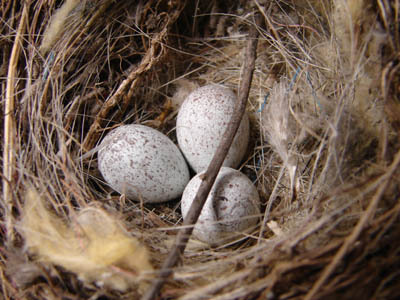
left=304, top=148, right=400, bottom=300
left=82, top=29, right=166, bottom=150
left=82, top=2, right=185, bottom=151
left=2, top=1, right=29, bottom=242
left=141, top=14, right=261, bottom=300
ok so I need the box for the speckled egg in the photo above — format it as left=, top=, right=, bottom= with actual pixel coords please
left=176, top=84, right=249, bottom=173
left=98, top=124, right=190, bottom=203
left=181, top=167, right=260, bottom=246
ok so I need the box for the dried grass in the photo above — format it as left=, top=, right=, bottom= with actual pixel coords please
left=1, top=0, right=400, bottom=299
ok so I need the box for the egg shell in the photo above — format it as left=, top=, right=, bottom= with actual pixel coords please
left=98, top=124, right=190, bottom=203
left=176, top=84, right=250, bottom=173
left=181, top=167, right=260, bottom=246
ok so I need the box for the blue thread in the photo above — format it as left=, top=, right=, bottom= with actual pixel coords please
left=306, top=71, right=322, bottom=110
left=257, top=92, right=270, bottom=113
left=257, top=66, right=300, bottom=114
left=42, top=51, right=55, bottom=80
left=288, top=66, right=301, bottom=90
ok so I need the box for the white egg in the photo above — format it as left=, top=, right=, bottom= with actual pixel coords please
left=176, top=84, right=249, bottom=173
left=181, top=167, right=260, bottom=246
left=98, top=124, right=190, bottom=203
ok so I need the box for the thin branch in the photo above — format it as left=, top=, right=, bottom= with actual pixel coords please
left=2, top=1, right=29, bottom=242
left=141, top=14, right=262, bottom=300
left=82, top=3, right=185, bottom=150
left=82, top=29, right=166, bottom=151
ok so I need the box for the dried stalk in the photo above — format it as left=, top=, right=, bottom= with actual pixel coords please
left=141, top=14, right=262, bottom=300
left=2, top=1, right=29, bottom=242
left=82, top=29, right=166, bottom=150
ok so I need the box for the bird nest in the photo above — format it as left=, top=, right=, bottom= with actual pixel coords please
left=1, top=0, right=400, bottom=299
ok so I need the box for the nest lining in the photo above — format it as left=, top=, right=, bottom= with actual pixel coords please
left=1, top=0, right=400, bottom=299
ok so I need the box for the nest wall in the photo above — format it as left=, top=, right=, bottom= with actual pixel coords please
left=1, top=0, right=400, bottom=299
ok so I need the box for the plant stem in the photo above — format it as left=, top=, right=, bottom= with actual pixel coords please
left=141, top=14, right=261, bottom=300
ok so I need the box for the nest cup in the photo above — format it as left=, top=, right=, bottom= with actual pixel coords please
left=1, top=0, right=400, bottom=299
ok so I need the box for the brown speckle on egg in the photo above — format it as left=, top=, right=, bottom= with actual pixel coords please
left=176, top=84, right=250, bottom=173
left=181, top=167, right=260, bottom=246
left=98, top=124, right=190, bottom=203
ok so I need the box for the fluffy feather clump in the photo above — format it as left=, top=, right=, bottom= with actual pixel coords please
left=20, top=189, right=154, bottom=292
